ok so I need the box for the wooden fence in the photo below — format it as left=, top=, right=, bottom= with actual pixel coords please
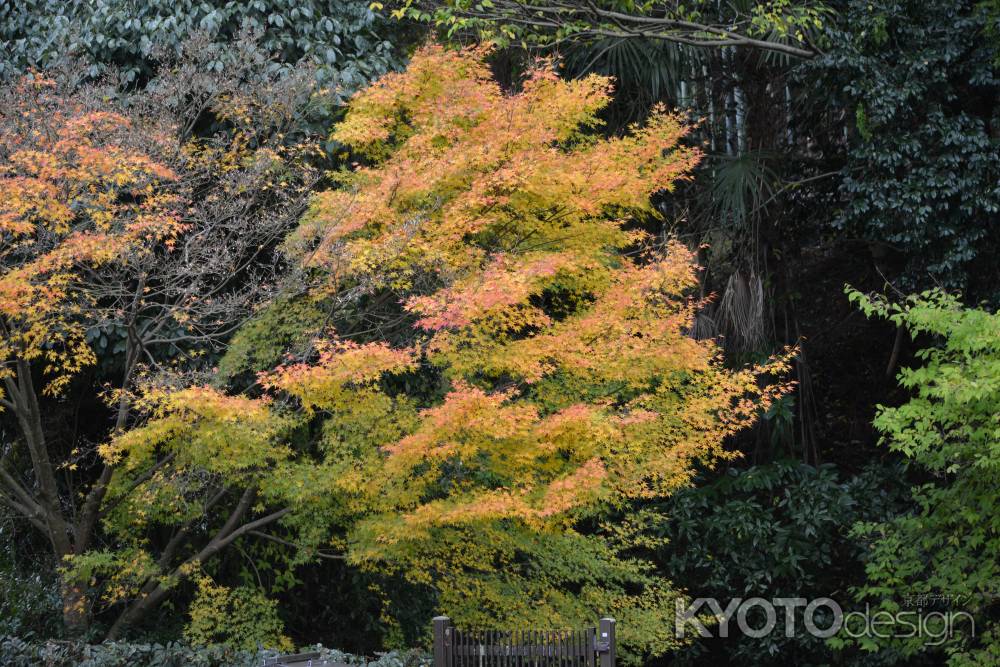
left=432, top=617, right=616, bottom=667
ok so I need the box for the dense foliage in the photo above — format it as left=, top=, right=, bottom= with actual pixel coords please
left=816, top=0, right=1000, bottom=292
left=658, top=461, right=910, bottom=665
left=0, top=636, right=429, bottom=667
left=847, top=289, right=1000, bottom=665
left=0, top=0, right=403, bottom=100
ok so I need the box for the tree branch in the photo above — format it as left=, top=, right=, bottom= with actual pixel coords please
left=95, top=453, right=176, bottom=522
left=106, top=487, right=292, bottom=640
left=247, top=530, right=347, bottom=560
left=0, top=485, right=48, bottom=533
left=435, top=1, right=818, bottom=59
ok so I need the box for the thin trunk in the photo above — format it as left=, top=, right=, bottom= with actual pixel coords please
left=4, top=362, right=89, bottom=633
left=885, top=325, right=905, bottom=379
left=784, top=84, right=794, bottom=146
left=734, top=83, right=747, bottom=154
left=75, top=335, right=139, bottom=554
left=705, top=64, right=716, bottom=152
left=725, top=87, right=735, bottom=155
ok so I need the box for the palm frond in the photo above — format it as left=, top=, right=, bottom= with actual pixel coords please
left=559, top=37, right=702, bottom=118
left=709, top=151, right=780, bottom=227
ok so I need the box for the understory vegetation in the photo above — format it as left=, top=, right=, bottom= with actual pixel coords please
left=0, top=2, right=997, bottom=666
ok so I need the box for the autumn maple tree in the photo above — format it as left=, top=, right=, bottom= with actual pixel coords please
left=0, top=37, right=322, bottom=640
left=107, top=44, right=785, bottom=657
left=0, top=74, right=184, bottom=634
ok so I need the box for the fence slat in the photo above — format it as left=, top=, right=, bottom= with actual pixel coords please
left=435, top=620, right=610, bottom=667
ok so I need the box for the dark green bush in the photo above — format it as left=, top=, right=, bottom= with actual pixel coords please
left=809, top=0, right=1000, bottom=294
left=0, top=636, right=257, bottom=667
left=0, top=637, right=431, bottom=667
left=0, top=0, right=406, bottom=101
left=0, top=514, right=61, bottom=639
left=656, top=461, right=912, bottom=666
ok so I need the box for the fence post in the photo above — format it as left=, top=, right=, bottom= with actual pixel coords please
left=597, top=618, right=615, bottom=667
left=434, top=616, right=452, bottom=667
